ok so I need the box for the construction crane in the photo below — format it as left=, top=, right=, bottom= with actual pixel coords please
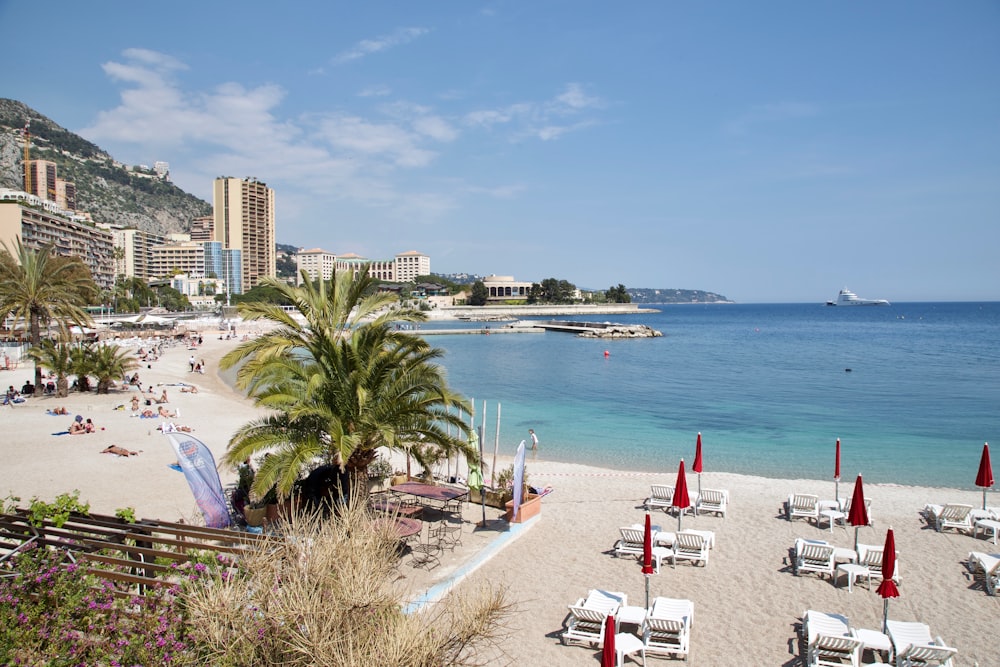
left=23, top=120, right=31, bottom=195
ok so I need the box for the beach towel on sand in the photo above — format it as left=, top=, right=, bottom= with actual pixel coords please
left=52, top=431, right=70, bottom=436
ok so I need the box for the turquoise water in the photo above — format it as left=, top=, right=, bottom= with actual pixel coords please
left=427, top=303, right=1000, bottom=490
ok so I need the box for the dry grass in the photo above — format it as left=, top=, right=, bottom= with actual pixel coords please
left=183, top=502, right=514, bottom=666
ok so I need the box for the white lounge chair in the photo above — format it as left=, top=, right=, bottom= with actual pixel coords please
left=788, top=494, right=820, bottom=524
left=925, top=503, right=974, bottom=534
left=615, top=527, right=646, bottom=559
left=885, top=620, right=957, bottom=667
left=794, top=539, right=836, bottom=579
left=671, top=531, right=710, bottom=568
left=645, top=484, right=674, bottom=511
left=857, top=544, right=901, bottom=586
left=696, top=488, right=728, bottom=518
left=642, top=597, right=693, bottom=661
left=802, top=609, right=862, bottom=667
left=967, top=551, right=1000, bottom=596
left=561, top=589, right=626, bottom=647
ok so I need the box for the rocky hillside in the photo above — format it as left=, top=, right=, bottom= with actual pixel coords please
left=0, top=99, right=210, bottom=235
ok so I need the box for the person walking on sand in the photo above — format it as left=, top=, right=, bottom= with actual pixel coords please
left=189, top=355, right=195, bottom=372
left=529, top=428, right=538, bottom=451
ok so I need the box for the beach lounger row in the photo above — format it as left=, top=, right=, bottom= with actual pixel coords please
left=563, top=591, right=693, bottom=661
left=803, top=610, right=956, bottom=667
left=792, top=539, right=901, bottom=588
left=614, top=526, right=712, bottom=568
left=643, top=485, right=729, bottom=517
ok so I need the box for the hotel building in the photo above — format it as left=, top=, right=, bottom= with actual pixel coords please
left=212, top=177, right=275, bottom=293
left=0, top=195, right=114, bottom=290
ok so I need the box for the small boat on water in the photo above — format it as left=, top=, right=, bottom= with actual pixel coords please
left=826, top=289, right=890, bottom=306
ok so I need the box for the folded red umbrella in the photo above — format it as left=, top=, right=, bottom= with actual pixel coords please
left=601, top=614, right=616, bottom=667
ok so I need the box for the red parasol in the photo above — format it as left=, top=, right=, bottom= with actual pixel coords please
left=693, top=432, right=704, bottom=496
left=876, top=528, right=900, bottom=633
left=642, top=512, right=654, bottom=609
left=834, top=438, right=842, bottom=502
left=975, top=442, right=993, bottom=511
left=847, top=474, right=870, bottom=550
left=673, top=459, right=691, bottom=531
left=601, top=614, right=616, bottom=667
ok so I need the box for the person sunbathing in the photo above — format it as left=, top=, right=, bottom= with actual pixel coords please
left=84, top=418, right=96, bottom=433
left=180, top=385, right=199, bottom=394
left=69, top=420, right=87, bottom=435
left=140, top=408, right=156, bottom=418
left=154, top=390, right=169, bottom=404
left=157, top=406, right=178, bottom=418
left=48, top=407, right=69, bottom=415
left=102, top=445, right=140, bottom=457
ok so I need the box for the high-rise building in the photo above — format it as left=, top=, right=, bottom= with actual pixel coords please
left=190, top=215, right=214, bottom=242
left=25, top=160, right=77, bottom=212
left=212, top=177, right=275, bottom=293
left=104, top=226, right=167, bottom=280
left=0, top=198, right=115, bottom=290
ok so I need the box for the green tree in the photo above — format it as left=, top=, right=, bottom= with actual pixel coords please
left=0, top=241, right=96, bottom=388
left=532, top=277, right=577, bottom=304
left=27, top=340, right=74, bottom=397
left=69, top=344, right=95, bottom=393
left=154, top=285, right=191, bottom=312
left=89, top=344, right=138, bottom=394
left=219, top=268, right=475, bottom=501
left=469, top=280, right=488, bottom=306
left=606, top=284, right=632, bottom=303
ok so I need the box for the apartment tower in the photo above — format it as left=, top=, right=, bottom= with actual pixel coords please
left=211, top=177, right=275, bottom=293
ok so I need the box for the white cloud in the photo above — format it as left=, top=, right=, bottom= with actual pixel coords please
left=317, top=114, right=437, bottom=167
left=332, top=27, right=429, bottom=65
left=463, top=85, right=602, bottom=140
left=79, top=49, right=607, bottom=239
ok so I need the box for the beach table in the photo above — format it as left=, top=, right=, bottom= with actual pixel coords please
left=974, top=519, right=1000, bottom=545
left=376, top=517, right=422, bottom=540
left=369, top=498, right=424, bottom=519
left=390, top=482, right=469, bottom=511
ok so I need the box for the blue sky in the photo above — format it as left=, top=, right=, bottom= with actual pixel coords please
left=3, top=1, right=998, bottom=302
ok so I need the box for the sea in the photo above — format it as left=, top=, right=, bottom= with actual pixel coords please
left=422, top=302, right=1000, bottom=491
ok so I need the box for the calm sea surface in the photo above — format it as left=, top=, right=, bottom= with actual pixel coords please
left=425, top=302, right=1000, bottom=490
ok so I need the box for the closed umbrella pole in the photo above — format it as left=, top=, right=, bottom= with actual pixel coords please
left=642, top=512, right=654, bottom=609
left=975, top=442, right=993, bottom=511
left=835, top=438, right=841, bottom=505
left=692, top=432, right=704, bottom=498
left=673, top=459, right=691, bottom=532
left=601, top=614, right=616, bottom=667
left=876, top=528, right=899, bottom=634
left=847, top=474, right=870, bottom=551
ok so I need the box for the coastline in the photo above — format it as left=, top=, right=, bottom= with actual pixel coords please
left=2, top=323, right=997, bottom=665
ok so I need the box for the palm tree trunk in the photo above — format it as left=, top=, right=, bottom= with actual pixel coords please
left=30, top=308, right=42, bottom=389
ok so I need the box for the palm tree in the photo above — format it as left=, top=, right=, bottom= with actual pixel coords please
left=27, top=339, right=74, bottom=397
left=220, top=268, right=475, bottom=501
left=70, top=343, right=95, bottom=393
left=0, top=241, right=96, bottom=388
left=90, top=344, right=138, bottom=394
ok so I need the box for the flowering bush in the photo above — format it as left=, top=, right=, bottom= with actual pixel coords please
left=0, top=544, right=197, bottom=666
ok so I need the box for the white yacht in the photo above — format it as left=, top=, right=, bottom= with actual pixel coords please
left=826, top=289, right=890, bottom=306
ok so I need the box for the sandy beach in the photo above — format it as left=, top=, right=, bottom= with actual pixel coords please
left=2, top=329, right=998, bottom=665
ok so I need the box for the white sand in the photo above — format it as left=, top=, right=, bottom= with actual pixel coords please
left=2, top=330, right=998, bottom=665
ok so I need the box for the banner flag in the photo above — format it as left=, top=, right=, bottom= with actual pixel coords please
left=163, top=426, right=231, bottom=528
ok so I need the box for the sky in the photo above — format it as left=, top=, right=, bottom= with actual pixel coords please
left=2, top=1, right=998, bottom=303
